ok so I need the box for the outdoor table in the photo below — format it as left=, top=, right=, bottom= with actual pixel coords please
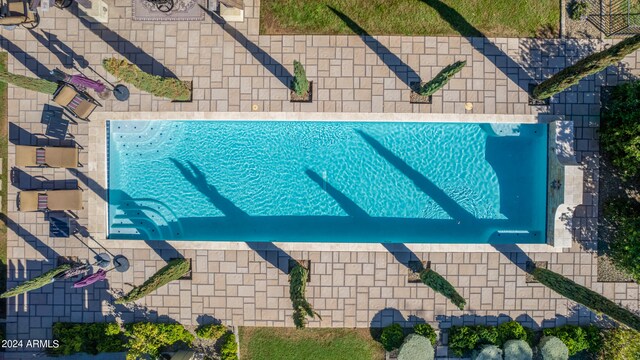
left=49, top=213, right=70, bottom=237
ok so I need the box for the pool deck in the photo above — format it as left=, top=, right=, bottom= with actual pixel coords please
left=1, top=0, right=639, bottom=355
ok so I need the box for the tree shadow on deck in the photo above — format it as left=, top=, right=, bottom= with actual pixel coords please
left=0, top=35, right=52, bottom=78
left=29, top=29, right=89, bottom=69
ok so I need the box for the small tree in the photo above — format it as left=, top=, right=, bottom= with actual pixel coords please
left=533, top=34, right=640, bottom=99
left=116, top=258, right=190, bottom=304
left=0, top=70, right=58, bottom=95
left=1, top=263, right=71, bottom=298
left=102, top=58, right=191, bottom=101
left=289, top=262, right=320, bottom=328
left=419, top=268, right=466, bottom=310
left=418, top=60, right=466, bottom=96
left=292, top=60, right=309, bottom=96
left=531, top=266, right=640, bottom=331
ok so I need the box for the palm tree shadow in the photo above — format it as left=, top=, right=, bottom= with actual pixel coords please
left=200, top=5, right=293, bottom=89
left=327, top=6, right=420, bottom=88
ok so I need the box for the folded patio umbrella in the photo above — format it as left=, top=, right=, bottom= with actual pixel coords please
left=70, top=74, right=106, bottom=93
left=73, top=269, right=107, bottom=288
left=54, top=263, right=91, bottom=280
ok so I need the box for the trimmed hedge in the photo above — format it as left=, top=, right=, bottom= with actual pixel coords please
left=531, top=267, right=640, bottom=331
left=102, top=58, right=191, bottom=101
left=289, top=262, right=320, bottom=329
left=196, top=324, right=228, bottom=340
left=538, top=336, right=569, bottom=360
left=125, top=322, right=194, bottom=360
left=419, top=268, right=466, bottom=310
left=49, top=322, right=125, bottom=355
left=503, top=339, right=533, bottom=360
left=533, top=34, right=640, bottom=99
left=418, top=60, right=466, bottom=96
left=398, top=334, right=434, bottom=360
left=543, top=325, right=602, bottom=355
left=380, top=323, right=405, bottom=351
left=1, top=263, right=71, bottom=298
left=221, top=333, right=238, bottom=360
left=604, top=199, right=640, bottom=281
left=448, top=325, right=499, bottom=357
left=599, top=328, right=640, bottom=360
left=0, top=71, right=58, bottom=95
left=413, top=323, right=437, bottom=346
left=116, top=258, right=190, bottom=304
left=473, top=345, right=503, bottom=360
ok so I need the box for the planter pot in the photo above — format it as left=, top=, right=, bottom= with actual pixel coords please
left=290, top=81, right=313, bottom=102
left=407, top=260, right=428, bottom=283
left=409, top=82, right=432, bottom=104
left=171, top=80, right=193, bottom=103
left=528, top=83, right=550, bottom=106
left=170, top=258, right=192, bottom=280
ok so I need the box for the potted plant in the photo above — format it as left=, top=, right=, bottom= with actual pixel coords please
left=290, top=60, right=312, bottom=102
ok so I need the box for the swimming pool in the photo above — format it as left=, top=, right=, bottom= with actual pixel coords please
left=107, top=120, right=548, bottom=243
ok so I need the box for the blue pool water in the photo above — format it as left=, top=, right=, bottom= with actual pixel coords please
left=107, top=120, right=548, bottom=243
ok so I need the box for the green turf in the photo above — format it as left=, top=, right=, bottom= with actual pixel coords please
left=260, top=0, right=559, bottom=37
left=239, top=327, right=385, bottom=360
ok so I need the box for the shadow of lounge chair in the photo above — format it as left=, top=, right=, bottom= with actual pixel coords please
left=17, top=189, right=83, bottom=212
left=15, top=145, right=79, bottom=168
left=52, top=84, right=101, bottom=121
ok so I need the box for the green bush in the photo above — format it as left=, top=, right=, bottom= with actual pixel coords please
left=497, top=321, right=533, bottom=345
left=448, top=326, right=499, bottom=357
left=538, top=336, right=569, bottom=360
left=419, top=268, right=466, bottom=310
left=531, top=267, right=640, bottom=331
left=289, top=262, right=320, bottom=329
left=102, top=58, right=191, bottom=101
left=0, top=71, right=58, bottom=95
left=418, top=60, right=466, bottom=96
left=600, top=82, right=640, bottom=179
left=116, top=258, right=190, bottom=304
left=125, top=322, right=194, bottom=360
left=598, top=328, right=640, bottom=360
left=221, top=333, right=238, bottom=360
left=569, top=0, right=589, bottom=20
left=380, top=323, right=405, bottom=351
left=398, top=334, right=434, bottom=360
left=195, top=324, right=227, bottom=340
left=533, top=34, right=640, bottom=100
left=543, top=325, right=602, bottom=355
left=413, top=323, right=437, bottom=346
left=472, top=345, right=503, bottom=360
left=503, top=339, right=533, bottom=360
left=1, top=263, right=71, bottom=298
left=49, top=323, right=125, bottom=355
left=605, top=199, right=640, bottom=282
left=292, top=60, right=309, bottom=96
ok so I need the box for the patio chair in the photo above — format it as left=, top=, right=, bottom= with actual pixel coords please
left=15, top=145, right=79, bottom=168
left=0, top=0, right=39, bottom=29
left=17, top=189, right=83, bottom=212
left=52, top=84, right=101, bottom=121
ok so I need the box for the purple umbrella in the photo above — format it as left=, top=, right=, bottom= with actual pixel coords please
left=73, top=269, right=108, bottom=288
left=70, top=74, right=107, bottom=93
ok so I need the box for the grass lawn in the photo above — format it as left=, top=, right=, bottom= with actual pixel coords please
left=0, top=52, right=7, bottom=318
left=260, top=0, right=559, bottom=37
left=239, top=327, right=385, bottom=360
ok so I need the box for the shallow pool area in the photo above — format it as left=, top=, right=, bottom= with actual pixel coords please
left=107, top=120, right=548, bottom=243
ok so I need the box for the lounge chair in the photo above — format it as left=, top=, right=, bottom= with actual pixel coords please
left=15, top=145, right=79, bottom=168
left=0, top=0, right=39, bottom=29
left=18, top=189, right=83, bottom=212
left=53, top=84, right=100, bottom=121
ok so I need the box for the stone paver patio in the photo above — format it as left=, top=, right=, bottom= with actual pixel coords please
left=1, top=0, right=639, bottom=357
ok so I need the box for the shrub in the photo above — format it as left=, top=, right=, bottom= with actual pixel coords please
left=503, top=339, right=533, bottom=360
left=413, top=323, right=437, bottom=346
left=292, top=60, right=309, bottom=96
left=49, top=322, right=125, bottom=355
left=102, top=58, right=191, bottom=101
left=398, top=334, right=435, bottom=360
left=195, top=324, right=227, bottom=340
left=0, top=70, right=58, bottom=95
left=600, top=82, right=640, bottom=179
left=604, top=200, right=640, bottom=281
left=116, top=258, right=190, bottom=304
left=125, top=322, right=194, bottom=360
left=472, top=345, right=503, bottom=360
left=419, top=268, right=466, bottom=310
left=1, top=263, right=71, bottom=298
left=539, top=336, right=569, bottom=360
left=533, top=34, right=640, bottom=100
left=448, top=325, right=499, bottom=357
left=221, top=333, right=238, bottom=360
left=569, top=0, right=589, bottom=20
left=497, top=321, right=533, bottom=345
left=543, top=325, right=602, bottom=355
left=380, top=323, right=405, bottom=351
left=418, top=60, right=466, bottom=96
left=289, top=262, right=320, bottom=329
left=598, top=328, right=640, bottom=360
left=530, top=267, right=640, bottom=331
